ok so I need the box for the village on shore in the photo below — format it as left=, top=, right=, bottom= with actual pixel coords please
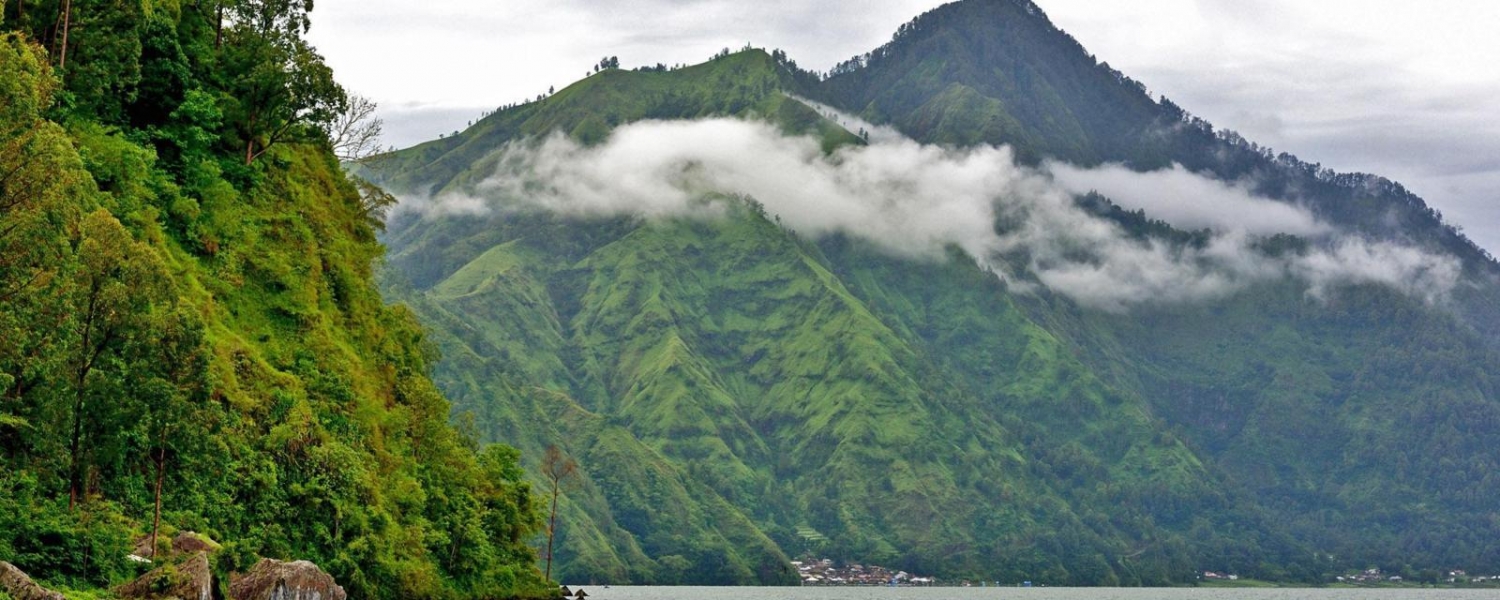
left=793, top=558, right=937, bottom=586
left=791, top=559, right=1500, bottom=588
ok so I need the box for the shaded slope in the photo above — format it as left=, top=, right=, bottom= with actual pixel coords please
left=817, top=0, right=1499, bottom=303
left=812, top=0, right=1500, bottom=570
left=818, top=0, right=1163, bottom=167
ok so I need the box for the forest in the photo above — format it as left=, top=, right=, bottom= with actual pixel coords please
left=1, top=1, right=552, bottom=598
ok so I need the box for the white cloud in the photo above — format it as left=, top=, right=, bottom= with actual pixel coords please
left=401, top=118, right=1460, bottom=311
left=1047, top=162, right=1328, bottom=236
left=1035, top=0, right=1500, bottom=257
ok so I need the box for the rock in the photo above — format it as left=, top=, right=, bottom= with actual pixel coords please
left=229, top=558, right=347, bottom=600
left=131, top=531, right=221, bottom=562
left=0, top=561, right=66, bottom=600
left=113, top=552, right=214, bottom=600
left=131, top=535, right=162, bottom=560
left=171, top=531, right=221, bottom=556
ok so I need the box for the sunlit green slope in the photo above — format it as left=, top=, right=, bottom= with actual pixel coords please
left=0, top=5, right=550, bottom=597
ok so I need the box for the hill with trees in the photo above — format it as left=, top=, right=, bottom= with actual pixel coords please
left=0, top=1, right=550, bottom=597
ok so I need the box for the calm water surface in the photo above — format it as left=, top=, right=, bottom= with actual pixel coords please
left=563, top=587, right=1499, bottom=600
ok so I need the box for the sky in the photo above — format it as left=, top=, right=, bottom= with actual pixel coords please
left=307, top=0, right=1500, bottom=256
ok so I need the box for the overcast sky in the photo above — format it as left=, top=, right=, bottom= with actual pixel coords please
left=307, top=0, right=1500, bottom=256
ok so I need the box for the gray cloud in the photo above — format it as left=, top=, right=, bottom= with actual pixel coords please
left=398, top=117, right=1460, bottom=311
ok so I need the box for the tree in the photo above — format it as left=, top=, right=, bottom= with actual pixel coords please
left=328, top=93, right=382, bottom=163
left=63, top=210, right=174, bottom=511
left=222, top=0, right=346, bottom=164
left=134, top=307, right=207, bottom=559
left=56, top=0, right=71, bottom=69
left=350, top=176, right=397, bottom=232
left=541, top=444, right=577, bottom=582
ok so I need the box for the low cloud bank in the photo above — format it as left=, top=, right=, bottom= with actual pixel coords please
left=400, top=118, right=1459, bottom=311
left=1048, top=162, right=1328, bottom=236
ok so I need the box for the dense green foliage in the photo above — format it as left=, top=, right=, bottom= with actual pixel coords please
left=369, top=0, right=1500, bottom=587
left=0, top=3, right=549, bottom=598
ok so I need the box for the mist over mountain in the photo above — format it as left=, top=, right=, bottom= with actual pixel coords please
left=404, top=116, right=1459, bottom=311
left=367, top=0, right=1500, bottom=586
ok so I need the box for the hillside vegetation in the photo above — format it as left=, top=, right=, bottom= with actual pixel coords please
left=0, top=2, right=549, bottom=598
left=370, top=0, right=1500, bottom=587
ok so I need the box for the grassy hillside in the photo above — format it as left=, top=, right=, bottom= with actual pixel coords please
left=0, top=4, right=550, bottom=598
left=385, top=197, right=1310, bottom=584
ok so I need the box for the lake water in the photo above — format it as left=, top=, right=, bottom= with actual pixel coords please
left=560, top=587, right=1498, bottom=600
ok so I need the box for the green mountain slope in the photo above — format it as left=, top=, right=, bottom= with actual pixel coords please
left=817, top=0, right=1500, bottom=572
left=385, top=199, right=1309, bottom=584
left=366, top=0, right=1500, bottom=587
left=0, top=5, right=549, bottom=598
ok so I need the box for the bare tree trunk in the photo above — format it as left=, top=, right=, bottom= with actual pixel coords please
left=57, top=0, right=70, bottom=70
left=244, top=139, right=255, bottom=165
left=545, top=478, right=559, bottom=581
left=150, top=429, right=166, bottom=560
left=215, top=2, right=223, bottom=50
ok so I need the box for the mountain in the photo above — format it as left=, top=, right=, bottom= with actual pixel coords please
left=367, top=0, right=1500, bottom=586
left=0, top=6, right=549, bottom=599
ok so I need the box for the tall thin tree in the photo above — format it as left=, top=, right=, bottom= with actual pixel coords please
left=56, top=0, right=71, bottom=70
left=541, top=444, right=577, bottom=582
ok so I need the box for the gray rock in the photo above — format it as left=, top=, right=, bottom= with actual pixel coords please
left=113, top=551, right=214, bottom=600
left=0, top=561, right=66, bottom=600
left=229, top=558, right=347, bottom=600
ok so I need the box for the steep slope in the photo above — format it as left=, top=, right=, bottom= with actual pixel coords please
left=818, top=0, right=1163, bottom=167
left=0, top=12, right=549, bottom=600
left=368, top=0, right=1500, bottom=587
left=385, top=199, right=1300, bottom=584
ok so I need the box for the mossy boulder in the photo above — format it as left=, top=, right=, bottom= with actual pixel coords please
left=113, top=552, right=213, bottom=600
left=229, top=559, right=346, bottom=600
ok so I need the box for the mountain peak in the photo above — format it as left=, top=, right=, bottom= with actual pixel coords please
left=819, top=0, right=1162, bottom=165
